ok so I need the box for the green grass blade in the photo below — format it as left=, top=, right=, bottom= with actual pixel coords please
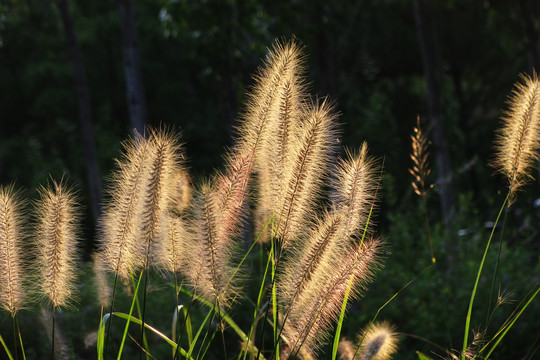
left=117, top=270, right=144, bottom=360
left=187, top=307, right=213, bottom=360
left=111, top=312, right=192, bottom=359
left=0, top=332, right=14, bottom=360
left=417, top=351, right=435, bottom=360
left=98, top=312, right=110, bottom=360
left=461, top=194, right=509, bottom=360
left=241, top=243, right=272, bottom=360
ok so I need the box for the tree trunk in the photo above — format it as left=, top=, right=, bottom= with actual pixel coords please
left=117, top=0, right=146, bottom=134
left=412, top=0, right=456, bottom=227
left=57, top=0, right=102, bottom=224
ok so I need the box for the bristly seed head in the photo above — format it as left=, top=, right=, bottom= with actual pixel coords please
left=34, top=179, right=80, bottom=309
left=0, top=185, right=27, bottom=316
left=493, top=73, right=540, bottom=203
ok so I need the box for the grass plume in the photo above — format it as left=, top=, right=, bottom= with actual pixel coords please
left=182, top=152, right=252, bottom=309
left=493, top=73, right=540, bottom=203
left=275, top=98, right=339, bottom=246
left=99, top=132, right=151, bottom=279
left=34, top=180, right=80, bottom=309
left=0, top=185, right=27, bottom=316
left=284, top=239, right=383, bottom=356
left=356, top=321, right=398, bottom=360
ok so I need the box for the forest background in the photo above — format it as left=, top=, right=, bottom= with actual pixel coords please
left=0, top=0, right=539, bottom=359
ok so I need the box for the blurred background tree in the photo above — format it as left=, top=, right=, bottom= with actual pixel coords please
left=0, top=0, right=538, bottom=358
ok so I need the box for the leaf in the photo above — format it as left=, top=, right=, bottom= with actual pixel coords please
left=417, top=351, right=435, bottom=360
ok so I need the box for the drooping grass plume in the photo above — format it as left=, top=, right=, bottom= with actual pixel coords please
left=182, top=152, right=253, bottom=308
left=284, top=239, right=383, bottom=357
left=92, top=253, right=112, bottom=308
left=99, top=132, right=151, bottom=279
left=34, top=180, right=80, bottom=309
left=331, top=143, right=379, bottom=236
left=493, top=73, right=540, bottom=203
left=356, top=321, right=398, bottom=360
left=275, top=98, right=339, bottom=246
left=0, top=185, right=27, bottom=316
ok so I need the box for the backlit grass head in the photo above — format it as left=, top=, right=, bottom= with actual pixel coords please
left=34, top=179, right=80, bottom=309
left=493, top=73, right=540, bottom=203
left=0, top=185, right=27, bottom=316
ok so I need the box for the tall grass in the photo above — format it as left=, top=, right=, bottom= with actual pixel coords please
left=0, top=39, right=538, bottom=360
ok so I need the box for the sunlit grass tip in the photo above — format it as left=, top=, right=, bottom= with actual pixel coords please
left=0, top=185, right=28, bottom=316
left=493, top=72, right=540, bottom=203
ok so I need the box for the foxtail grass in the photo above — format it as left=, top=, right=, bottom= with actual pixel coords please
left=461, top=73, right=540, bottom=360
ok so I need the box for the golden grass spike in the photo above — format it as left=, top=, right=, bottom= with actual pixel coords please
left=253, top=40, right=307, bottom=242
left=99, top=132, right=150, bottom=279
left=331, top=143, right=379, bottom=235
left=409, top=115, right=432, bottom=197
left=34, top=179, right=80, bottom=308
left=183, top=150, right=252, bottom=308
left=140, top=128, right=184, bottom=268
left=276, top=98, right=339, bottom=245
left=0, top=185, right=27, bottom=316
left=278, top=211, right=346, bottom=307
left=284, top=238, right=383, bottom=357
left=356, top=321, right=399, bottom=360
left=235, top=39, right=305, bottom=158
left=160, top=215, right=188, bottom=273
left=493, top=73, right=540, bottom=203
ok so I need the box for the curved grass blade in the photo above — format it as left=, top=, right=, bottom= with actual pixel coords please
left=111, top=312, right=192, bottom=359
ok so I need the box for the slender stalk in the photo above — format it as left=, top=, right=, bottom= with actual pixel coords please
left=104, top=274, right=119, bottom=360
left=138, top=268, right=150, bottom=360
left=461, top=193, right=510, bottom=360
left=483, top=284, right=539, bottom=359
left=51, top=308, right=55, bottom=360
left=485, top=207, right=508, bottom=326
left=15, top=315, right=25, bottom=360
left=117, top=270, right=144, bottom=360
left=11, top=316, right=17, bottom=360
left=421, top=194, right=436, bottom=264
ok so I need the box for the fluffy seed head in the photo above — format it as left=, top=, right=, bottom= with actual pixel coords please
left=493, top=73, right=540, bottom=203
left=139, top=128, right=185, bottom=268
left=0, top=185, right=27, bottom=315
left=99, top=132, right=150, bottom=279
left=275, top=98, right=339, bottom=245
left=331, top=143, right=380, bottom=236
left=357, top=321, right=399, bottom=360
left=284, top=238, right=383, bottom=356
left=34, top=180, right=80, bottom=308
